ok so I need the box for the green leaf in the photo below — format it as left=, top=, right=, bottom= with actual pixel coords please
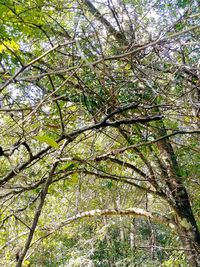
left=177, top=0, right=190, bottom=8
left=175, top=23, right=185, bottom=31
left=34, top=135, right=59, bottom=148
left=70, top=173, right=79, bottom=184
left=59, top=162, right=76, bottom=171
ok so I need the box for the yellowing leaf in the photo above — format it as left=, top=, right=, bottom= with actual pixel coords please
left=184, top=116, right=190, bottom=123
left=0, top=40, right=20, bottom=54
left=180, top=218, right=191, bottom=230
left=0, top=45, right=5, bottom=53
left=34, top=135, right=59, bottom=149
left=68, top=105, right=77, bottom=112
left=24, top=260, right=31, bottom=267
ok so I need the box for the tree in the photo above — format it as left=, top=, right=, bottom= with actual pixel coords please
left=0, top=0, right=200, bottom=266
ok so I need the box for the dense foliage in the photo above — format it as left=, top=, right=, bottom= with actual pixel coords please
left=0, top=0, right=200, bottom=266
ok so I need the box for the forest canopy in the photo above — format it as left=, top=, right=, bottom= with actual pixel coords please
left=0, top=0, right=200, bottom=266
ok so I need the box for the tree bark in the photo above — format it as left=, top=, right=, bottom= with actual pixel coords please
left=156, top=124, right=200, bottom=266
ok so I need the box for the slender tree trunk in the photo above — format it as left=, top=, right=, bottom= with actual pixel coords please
left=172, top=190, right=200, bottom=266
left=156, top=124, right=200, bottom=266
left=176, top=220, right=200, bottom=266
left=121, top=121, right=200, bottom=266
left=130, top=219, right=136, bottom=250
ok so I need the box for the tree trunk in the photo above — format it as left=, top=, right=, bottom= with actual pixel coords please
left=156, top=125, right=200, bottom=266
left=119, top=110, right=200, bottom=266
left=176, top=222, right=200, bottom=266
left=171, top=188, right=200, bottom=266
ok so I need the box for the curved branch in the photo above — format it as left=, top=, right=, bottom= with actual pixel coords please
left=55, top=208, right=174, bottom=231
left=29, top=208, right=174, bottom=249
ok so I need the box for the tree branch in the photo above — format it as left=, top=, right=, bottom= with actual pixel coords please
left=55, top=208, right=173, bottom=231
left=94, top=130, right=200, bottom=160
left=83, top=0, right=126, bottom=43
left=0, top=41, right=75, bottom=92
left=15, top=161, right=59, bottom=267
